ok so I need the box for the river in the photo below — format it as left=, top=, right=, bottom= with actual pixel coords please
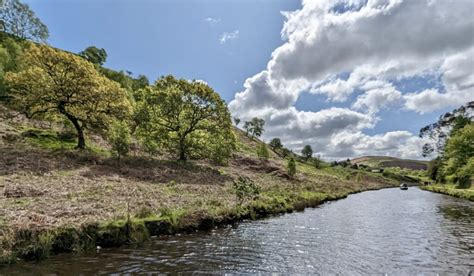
left=2, top=187, right=473, bottom=274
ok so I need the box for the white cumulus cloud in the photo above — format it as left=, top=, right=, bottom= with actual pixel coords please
left=229, top=0, right=474, bottom=159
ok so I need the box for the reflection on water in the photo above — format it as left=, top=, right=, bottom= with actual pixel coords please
left=2, top=187, right=473, bottom=274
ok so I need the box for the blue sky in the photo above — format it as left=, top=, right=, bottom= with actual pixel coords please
left=25, top=0, right=299, bottom=102
left=24, top=0, right=473, bottom=159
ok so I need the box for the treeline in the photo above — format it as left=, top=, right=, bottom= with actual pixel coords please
left=422, top=106, right=473, bottom=188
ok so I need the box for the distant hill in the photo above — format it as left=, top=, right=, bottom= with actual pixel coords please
left=351, top=156, right=428, bottom=170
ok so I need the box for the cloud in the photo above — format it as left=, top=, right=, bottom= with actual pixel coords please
left=352, top=81, right=402, bottom=114
left=404, top=47, right=474, bottom=113
left=204, top=17, right=220, bottom=25
left=219, top=30, right=239, bottom=44
left=229, top=0, right=474, bottom=159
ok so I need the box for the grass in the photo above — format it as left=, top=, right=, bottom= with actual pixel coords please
left=420, top=184, right=474, bottom=201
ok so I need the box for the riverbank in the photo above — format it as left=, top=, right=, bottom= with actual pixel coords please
left=0, top=175, right=396, bottom=266
left=420, top=184, right=474, bottom=201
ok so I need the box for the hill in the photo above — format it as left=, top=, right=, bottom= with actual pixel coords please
left=351, top=156, right=428, bottom=170
left=0, top=103, right=403, bottom=264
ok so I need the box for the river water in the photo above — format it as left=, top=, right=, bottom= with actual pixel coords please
left=2, top=187, right=473, bottom=274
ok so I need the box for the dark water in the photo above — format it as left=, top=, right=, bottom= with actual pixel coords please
left=2, top=188, right=474, bottom=275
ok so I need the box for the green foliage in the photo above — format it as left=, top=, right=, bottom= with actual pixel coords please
left=0, top=0, right=49, bottom=42
left=232, top=176, right=260, bottom=204
left=244, top=117, right=265, bottom=139
left=79, top=46, right=107, bottom=65
left=0, top=36, right=22, bottom=100
left=269, top=137, right=283, bottom=151
left=301, top=145, right=313, bottom=160
left=281, top=147, right=292, bottom=158
left=427, top=157, right=442, bottom=181
left=135, top=75, right=236, bottom=162
left=313, top=157, right=321, bottom=169
left=108, top=120, right=131, bottom=165
left=443, top=123, right=473, bottom=188
left=287, top=157, right=296, bottom=179
left=5, top=43, right=132, bottom=149
left=256, top=142, right=269, bottom=161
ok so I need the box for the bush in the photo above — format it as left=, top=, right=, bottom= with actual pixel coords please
left=232, top=176, right=260, bottom=204
left=256, top=142, right=269, bottom=161
left=287, top=157, right=296, bottom=179
left=108, top=120, right=131, bottom=166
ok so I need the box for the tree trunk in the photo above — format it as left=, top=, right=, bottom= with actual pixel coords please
left=179, top=149, right=187, bottom=161
left=58, top=103, right=85, bottom=149
left=71, top=117, right=86, bottom=149
left=178, top=136, right=187, bottom=161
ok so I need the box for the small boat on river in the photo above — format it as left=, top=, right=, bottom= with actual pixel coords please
left=400, top=183, right=408, bottom=190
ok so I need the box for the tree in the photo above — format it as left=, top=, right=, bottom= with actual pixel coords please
left=243, top=121, right=251, bottom=136
left=79, top=46, right=107, bottom=65
left=427, top=157, right=442, bottom=181
left=419, top=103, right=473, bottom=157
left=135, top=75, right=236, bottom=162
left=287, top=157, right=296, bottom=179
left=0, top=0, right=49, bottom=42
left=0, top=36, right=22, bottom=100
left=108, top=120, right=131, bottom=167
left=301, top=145, right=313, bottom=160
left=249, top=117, right=265, bottom=139
left=132, top=74, right=149, bottom=91
left=269, top=138, right=283, bottom=151
left=442, top=123, right=473, bottom=188
left=313, top=156, right=321, bottom=169
left=257, top=142, right=269, bottom=161
left=233, top=117, right=240, bottom=127
left=5, top=43, right=131, bottom=149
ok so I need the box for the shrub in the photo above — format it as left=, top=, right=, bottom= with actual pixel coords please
left=287, top=157, right=296, bottom=179
left=256, top=142, right=269, bottom=161
left=108, top=120, right=131, bottom=166
left=232, top=176, right=260, bottom=204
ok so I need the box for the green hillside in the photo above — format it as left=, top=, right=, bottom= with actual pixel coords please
left=351, top=156, right=428, bottom=170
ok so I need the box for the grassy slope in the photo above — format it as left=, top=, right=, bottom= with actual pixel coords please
left=351, top=156, right=429, bottom=170
left=420, top=184, right=474, bottom=201
left=0, top=106, right=400, bottom=264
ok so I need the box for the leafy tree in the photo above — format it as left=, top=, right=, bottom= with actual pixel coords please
left=442, top=123, right=473, bottom=188
left=427, top=157, right=442, bottom=181
left=419, top=102, right=473, bottom=157
left=269, top=137, right=283, bottom=151
left=5, top=43, right=131, bottom=148
left=132, top=74, right=149, bottom=91
left=257, top=142, right=269, bottom=161
left=79, top=46, right=107, bottom=65
left=0, top=0, right=49, bottom=42
left=301, top=145, right=313, bottom=160
left=249, top=117, right=265, bottom=139
left=287, top=157, right=296, bottom=179
left=243, top=121, right=251, bottom=136
left=313, top=156, right=321, bottom=169
left=233, top=117, right=240, bottom=127
left=0, top=33, right=22, bottom=100
left=108, top=120, right=131, bottom=167
left=135, top=75, right=235, bottom=162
